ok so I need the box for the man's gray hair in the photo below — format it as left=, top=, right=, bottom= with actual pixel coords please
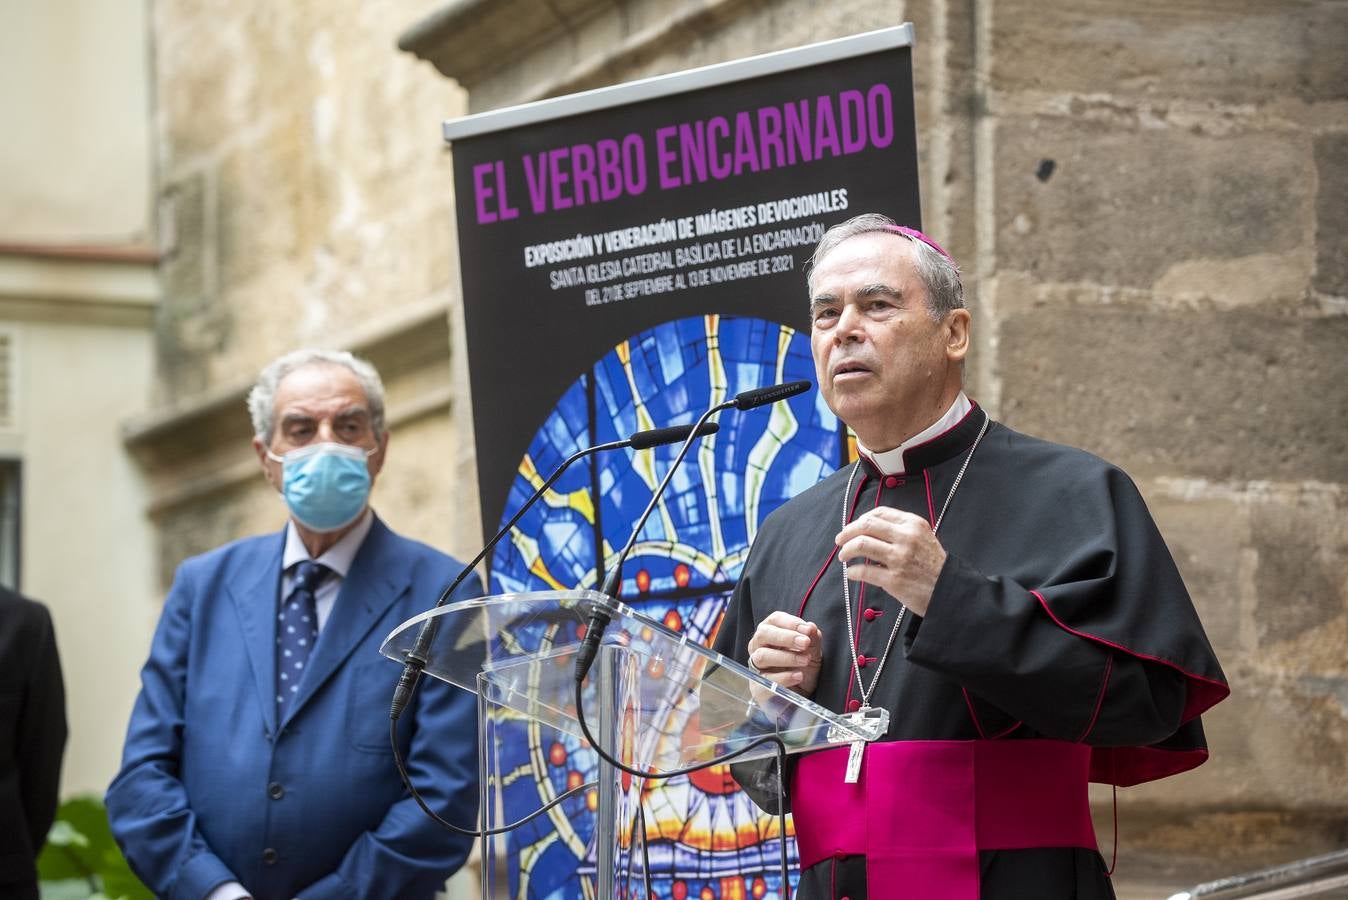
left=247, top=349, right=386, bottom=443
left=807, top=213, right=964, bottom=319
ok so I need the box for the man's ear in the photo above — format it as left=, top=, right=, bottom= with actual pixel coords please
left=368, top=431, right=390, bottom=480
left=945, top=309, right=971, bottom=363
left=254, top=436, right=280, bottom=490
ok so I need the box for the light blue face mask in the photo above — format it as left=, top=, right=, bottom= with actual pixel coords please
left=267, top=442, right=375, bottom=532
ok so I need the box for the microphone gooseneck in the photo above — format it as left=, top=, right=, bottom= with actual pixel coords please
left=574, top=381, right=810, bottom=684
left=391, top=420, right=720, bottom=721
left=387, top=420, right=725, bottom=848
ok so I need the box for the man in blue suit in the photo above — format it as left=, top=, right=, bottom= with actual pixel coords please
left=108, top=349, right=480, bottom=900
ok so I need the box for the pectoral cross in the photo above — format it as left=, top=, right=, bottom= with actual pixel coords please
left=836, top=706, right=888, bottom=783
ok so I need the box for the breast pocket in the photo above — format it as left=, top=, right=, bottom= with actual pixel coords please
left=346, top=656, right=403, bottom=753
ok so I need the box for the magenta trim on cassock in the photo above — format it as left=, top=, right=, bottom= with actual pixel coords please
left=792, top=740, right=1097, bottom=899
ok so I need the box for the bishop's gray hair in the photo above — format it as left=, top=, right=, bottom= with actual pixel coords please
left=807, top=213, right=964, bottom=320
left=247, top=349, right=386, bottom=443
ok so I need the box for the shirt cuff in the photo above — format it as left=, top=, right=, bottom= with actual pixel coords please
left=204, top=882, right=251, bottom=900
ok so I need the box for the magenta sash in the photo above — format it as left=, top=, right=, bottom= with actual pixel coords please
left=791, top=740, right=1097, bottom=899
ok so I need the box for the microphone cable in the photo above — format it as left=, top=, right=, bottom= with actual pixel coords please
left=568, top=679, right=794, bottom=900
left=566, top=380, right=812, bottom=896
left=389, top=717, right=597, bottom=836
left=385, top=424, right=718, bottom=838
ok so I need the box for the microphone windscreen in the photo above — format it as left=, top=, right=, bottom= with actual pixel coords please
left=628, top=421, right=720, bottom=450
left=732, top=380, right=811, bottom=411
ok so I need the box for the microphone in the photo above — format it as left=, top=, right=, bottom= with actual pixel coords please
left=629, top=423, right=715, bottom=450
left=390, top=419, right=720, bottom=720
left=574, top=381, right=813, bottom=681
left=733, top=380, right=810, bottom=410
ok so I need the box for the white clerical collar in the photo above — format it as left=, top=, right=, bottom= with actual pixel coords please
left=856, top=392, right=972, bottom=475
left=282, top=508, right=375, bottom=577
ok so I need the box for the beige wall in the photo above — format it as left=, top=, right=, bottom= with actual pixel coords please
left=0, top=0, right=159, bottom=801
left=3, top=302, right=158, bottom=797
left=0, top=0, right=152, bottom=243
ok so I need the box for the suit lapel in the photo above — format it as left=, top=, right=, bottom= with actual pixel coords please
left=282, top=517, right=409, bottom=726
left=227, top=530, right=286, bottom=737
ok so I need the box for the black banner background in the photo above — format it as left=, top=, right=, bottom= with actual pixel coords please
left=451, top=44, right=921, bottom=541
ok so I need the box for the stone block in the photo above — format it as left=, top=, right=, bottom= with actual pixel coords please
left=620, top=0, right=907, bottom=89
left=1143, top=488, right=1248, bottom=660
left=1116, top=669, right=1348, bottom=811
left=1315, top=133, right=1348, bottom=297
left=1250, top=489, right=1347, bottom=668
left=156, top=171, right=227, bottom=400
left=908, top=2, right=979, bottom=270
left=477, top=0, right=908, bottom=108
left=154, top=4, right=310, bottom=167
left=158, top=172, right=210, bottom=314
left=997, top=306, right=1348, bottom=484
left=992, top=0, right=1348, bottom=105
left=994, top=117, right=1311, bottom=288
left=1238, top=676, right=1348, bottom=809
left=1150, top=250, right=1314, bottom=312
left=157, top=499, right=248, bottom=590
left=1103, top=807, right=1348, bottom=895
left=373, top=410, right=483, bottom=561
left=217, top=116, right=315, bottom=290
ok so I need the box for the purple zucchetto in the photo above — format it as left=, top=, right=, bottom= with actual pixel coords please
left=885, top=224, right=954, bottom=263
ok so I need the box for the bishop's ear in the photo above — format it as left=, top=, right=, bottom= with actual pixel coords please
left=945, top=308, right=971, bottom=363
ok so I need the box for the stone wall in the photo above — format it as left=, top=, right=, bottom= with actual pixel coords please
left=144, top=0, right=1346, bottom=886
left=977, top=0, right=1348, bottom=866
left=147, top=0, right=482, bottom=565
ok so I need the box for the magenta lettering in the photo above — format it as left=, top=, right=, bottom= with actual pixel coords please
left=708, top=117, right=732, bottom=179
left=867, top=84, right=894, bottom=148
left=548, top=147, right=573, bottom=210
left=523, top=152, right=549, bottom=213
left=472, top=160, right=518, bottom=224
left=839, top=90, right=867, bottom=154
left=473, top=162, right=496, bottom=224
left=597, top=139, right=623, bottom=201
left=757, top=107, right=785, bottom=169
left=814, top=95, right=841, bottom=158
left=681, top=122, right=709, bottom=185
left=732, top=111, right=760, bottom=174
left=481, top=83, right=896, bottom=214
left=621, top=133, right=647, bottom=195
left=572, top=143, right=599, bottom=204
left=656, top=126, right=680, bottom=189
left=783, top=100, right=812, bottom=165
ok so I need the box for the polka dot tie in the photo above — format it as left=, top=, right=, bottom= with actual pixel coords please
left=276, top=560, right=329, bottom=718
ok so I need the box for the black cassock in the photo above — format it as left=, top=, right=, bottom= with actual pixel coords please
left=712, top=404, right=1227, bottom=900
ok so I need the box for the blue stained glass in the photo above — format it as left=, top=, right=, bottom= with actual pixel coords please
left=489, top=315, right=842, bottom=899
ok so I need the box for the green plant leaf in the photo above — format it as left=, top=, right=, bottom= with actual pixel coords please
left=36, top=834, right=91, bottom=882
left=101, top=861, right=155, bottom=900
left=44, top=820, right=90, bottom=849
left=38, top=795, right=153, bottom=899
left=36, top=878, right=94, bottom=900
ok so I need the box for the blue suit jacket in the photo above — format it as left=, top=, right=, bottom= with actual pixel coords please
left=107, top=516, right=480, bottom=900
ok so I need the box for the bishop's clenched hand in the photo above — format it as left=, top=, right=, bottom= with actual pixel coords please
left=746, top=611, right=824, bottom=697
left=835, top=507, right=946, bottom=617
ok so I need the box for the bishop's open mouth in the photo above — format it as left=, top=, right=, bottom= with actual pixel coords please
left=833, top=361, right=872, bottom=377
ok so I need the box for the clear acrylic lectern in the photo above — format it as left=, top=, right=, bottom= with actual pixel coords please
left=380, top=590, right=868, bottom=898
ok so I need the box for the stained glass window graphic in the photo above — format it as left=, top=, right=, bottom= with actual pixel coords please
left=489, top=314, right=844, bottom=900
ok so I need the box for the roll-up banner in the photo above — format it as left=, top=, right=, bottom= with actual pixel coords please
left=447, top=25, right=920, bottom=899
